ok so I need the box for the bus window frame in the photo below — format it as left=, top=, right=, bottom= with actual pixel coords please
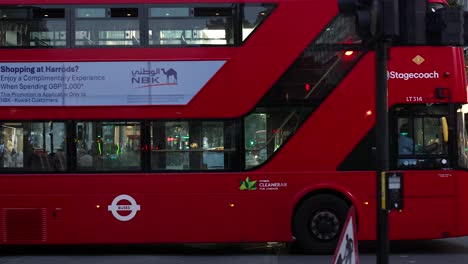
left=390, top=104, right=452, bottom=170
left=72, top=5, right=145, bottom=48
left=147, top=3, right=237, bottom=47
left=0, top=5, right=69, bottom=48
left=0, top=3, right=277, bottom=49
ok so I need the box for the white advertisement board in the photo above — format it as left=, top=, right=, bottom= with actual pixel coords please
left=0, top=61, right=226, bottom=106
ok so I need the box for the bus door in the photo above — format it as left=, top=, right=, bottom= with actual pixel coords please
left=389, top=104, right=456, bottom=239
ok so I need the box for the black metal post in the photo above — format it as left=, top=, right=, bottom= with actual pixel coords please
left=375, top=38, right=390, bottom=264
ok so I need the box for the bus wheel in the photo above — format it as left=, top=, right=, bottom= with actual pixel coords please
left=292, top=194, right=350, bottom=254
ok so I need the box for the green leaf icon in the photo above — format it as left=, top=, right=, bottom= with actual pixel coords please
left=247, top=180, right=257, bottom=190
left=239, top=177, right=257, bottom=190
left=239, top=182, right=247, bottom=190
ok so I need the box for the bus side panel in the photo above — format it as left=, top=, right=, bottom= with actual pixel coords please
left=456, top=171, right=468, bottom=237
left=403, top=171, right=456, bottom=197
left=145, top=194, right=243, bottom=243
left=0, top=195, right=68, bottom=244
left=389, top=197, right=456, bottom=240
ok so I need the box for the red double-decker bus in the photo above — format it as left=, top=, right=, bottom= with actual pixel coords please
left=0, top=0, right=467, bottom=254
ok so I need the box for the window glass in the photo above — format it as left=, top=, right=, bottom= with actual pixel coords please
left=0, top=8, right=29, bottom=19
left=202, top=122, right=225, bottom=169
left=242, top=4, right=274, bottom=41
left=245, top=113, right=267, bottom=168
left=244, top=110, right=305, bottom=169
left=398, top=118, right=413, bottom=155
left=76, top=8, right=106, bottom=18
left=314, top=15, right=361, bottom=45
left=148, top=5, right=234, bottom=46
left=457, top=104, right=468, bottom=169
left=393, top=104, right=450, bottom=169
left=152, top=121, right=190, bottom=170
left=398, top=117, right=448, bottom=157
left=0, top=122, right=67, bottom=171
left=0, top=7, right=66, bottom=47
left=150, top=7, right=190, bottom=17
left=75, top=121, right=141, bottom=171
left=75, top=8, right=140, bottom=46
left=151, top=120, right=236, bottom=170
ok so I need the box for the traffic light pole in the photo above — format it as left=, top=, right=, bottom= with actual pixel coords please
left=375, top=38, right=390, bottom=264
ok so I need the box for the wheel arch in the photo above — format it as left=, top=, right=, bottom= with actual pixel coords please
left=289, top=184, right=361, bottom=235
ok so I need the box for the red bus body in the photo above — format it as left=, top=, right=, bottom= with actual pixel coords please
left=0, top=0, right=467, bottom=253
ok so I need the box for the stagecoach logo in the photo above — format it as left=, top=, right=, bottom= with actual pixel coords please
left=108, top=194, right=141, bottom=221
left=131, top=67, right=178, bottom=89
left=239, top=177, right=287, bottom=191
left=387, top=70, right=440, bottom=80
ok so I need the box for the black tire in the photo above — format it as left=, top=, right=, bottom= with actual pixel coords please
left=292, top=194, right=350, bottom=255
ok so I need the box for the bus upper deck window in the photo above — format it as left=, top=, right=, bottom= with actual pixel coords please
left=110, top=8, right=138, bottom=18
left=148, top=5, right=234, bottom=46
left=0, top=7, right=66, bottom=47
left=76, top=8, right=106, bottom=18
left=32, top=8, right=65, bottom=19
left=75, top=7, right=140, bottom=47
left=242, top=4, right=275, bottom=42
left=0, top=8, right=28, bottom=19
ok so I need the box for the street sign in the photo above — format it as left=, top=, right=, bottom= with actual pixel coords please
left=331, top=207, right=359, bottom=264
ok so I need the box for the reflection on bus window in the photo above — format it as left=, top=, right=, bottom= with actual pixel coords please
left=148, top=5, right=234, bottom=46
left=314, top=15, right=361, bottom=45
left=75, top=121, right=141, bottom=171
left=244, top=113, right=267, bottom=168
left=0, top=7, right=66, bottom=47
left=0, top=122, right=67, bottom=171
left=457, top=104, right=468, bottom=169
left=242, top=4, right=275, bottom=41
left=75, top=8, right=140, bottom=46
left=152, top=121, right=190, bottom=170
left=151, top=121, right=235, bottom=170
left=0, top=4, right=278, bottom=48
left=392, top=104, right=450, bottom=169
left=244, top=110, right=302, bottom=169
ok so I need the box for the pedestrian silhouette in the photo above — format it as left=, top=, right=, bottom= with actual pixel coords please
left=336, top=253, right=344, bottom=264
left=344, top=234, right=354, bottom=264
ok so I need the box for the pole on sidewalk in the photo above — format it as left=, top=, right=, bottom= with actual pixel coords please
left=375, top=31, right=390, bottom=264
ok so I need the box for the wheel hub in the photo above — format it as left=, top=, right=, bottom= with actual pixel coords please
left=309, top=210, right=340, bottom=241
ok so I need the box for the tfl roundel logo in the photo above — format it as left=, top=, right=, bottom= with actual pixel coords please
left=108, top=194, right=141, bottom=221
